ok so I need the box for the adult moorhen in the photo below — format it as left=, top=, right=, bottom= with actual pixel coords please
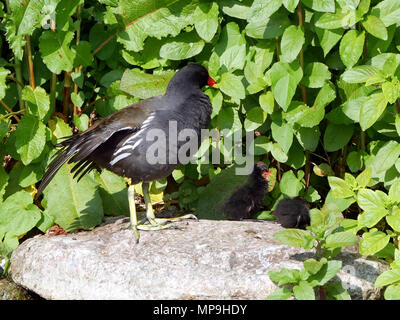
left=221, top=162, right=272, bottom=220
left=36, top=64, right=218, bottom=241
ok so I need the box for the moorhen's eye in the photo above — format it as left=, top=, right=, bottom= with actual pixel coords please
left=36, top=64, right=214, bottom=242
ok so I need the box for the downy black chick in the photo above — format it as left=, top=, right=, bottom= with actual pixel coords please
left=274, top=198, right=310, bottom=229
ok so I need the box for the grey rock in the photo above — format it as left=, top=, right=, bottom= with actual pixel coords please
left=10, top=218, right=387, bottom=300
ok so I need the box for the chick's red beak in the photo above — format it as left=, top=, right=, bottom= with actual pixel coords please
left=208, top=76, right=218, bottom=88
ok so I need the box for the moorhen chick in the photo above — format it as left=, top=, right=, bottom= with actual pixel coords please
left=36, top=64, right=218, bottom=241
left=221, top=162, right=271, bottom=220
left=274, top=198, right=310, bottom=229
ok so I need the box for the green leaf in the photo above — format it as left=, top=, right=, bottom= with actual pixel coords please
left=269, top=61, right=303, bottom=110
left=362, top=15, right=388, bottom=40
left=388, top=178, right=400, bottom=203
left=384, top=285, right=400, bottom=300
left=386, top=212, right=400, bottom=233
left=219, top=72, right=245, bottom=100
left=0, top=67, right=10, bottom=100
left=120, top=69, right=174, bottom=99
left=280, top=170, right=304, bottom=197
left=73, top=114, right=89, bottom=132
left=273, top=229, right=315, bottom=249
left=245, top=10, right=290, bottom=40
left=268, top=267, right=306, bottom=285
left=356, top=168, right=372, bottom=188
left=22, top=86, right=51, bottom=123
left=73, top=41, right=93, bottom=67
left=325, top=231, right=358, bottom=248
left=95, top=170, right=129, bottom=216
left=0, top=191, right=42, bottom=249
left=12, top=0, right=47, bottom=36
left=371, top=0, right=400, bottom=27
left=357, top=189, right=388, bottom=228
left=301, top=62, right=331, bottom=88
left=71, top=91, right=85, bottom=109
left=294, top=127, right=320, bottom=152
left=244, top=107, right=267, bottom=131
left=271, top=118, right=293, bottom=154
left=266, top=287, right=292, bottom=300
left=293, top=281, right=315, bottom=300
left=15, top=114, right=46, bottom=165
left=347, top=151, right=363, bottom=172
left=382, top=80, right=400, bottom=104
left=325, top=281, right=351, bottom=300
left=117, top=0, right=197, bottom=52
left=328, top=176, right=354, bottom=198
left=282, top=0, right=299, bottom=12
left=280, top=25, right=305, bottom=63
left=315, top=27, right=344, bottom=57
left=341, top=65, right=381, bottom=83
left=39, top=30, right=76, bottom=74
left=159, top=31, right=205, bottom=60
left=43, top=163, right=103, bottom=231
left=339, top=30, right=365, bottom=68
left=259, top=91, right=274, bottom=114
left=371, top=141, right=400, bottom=175
left=323, top=123, right=354, bottom=152
left=194, top=1, right=219, bottom=42
left=307, top=260, right=342, bottom=286
left=359, top=229, right=390, bottom=255
left=214, top=22, right=247, bottom=71
left=304, top=258, right=325, bottom=275
left=302, top=0, right=335, bottom=12
left=359, top=92, right=388, bottom=131
left=247, top=0, right=282, bottom=23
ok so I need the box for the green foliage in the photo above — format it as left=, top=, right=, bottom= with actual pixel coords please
left=0, top=0, right=399, bottom=300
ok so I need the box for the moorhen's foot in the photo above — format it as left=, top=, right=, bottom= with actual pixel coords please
left=153, top=213, right=198, bottom=223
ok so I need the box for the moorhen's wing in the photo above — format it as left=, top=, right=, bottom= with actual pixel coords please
left=36, top=97, right=162, bottom=198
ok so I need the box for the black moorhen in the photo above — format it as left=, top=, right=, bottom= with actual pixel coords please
left=36, top=64, right=217, bottom=241
left=221, top=162, right=271, bottom=220
left=274, top=198, right=310, bottom=229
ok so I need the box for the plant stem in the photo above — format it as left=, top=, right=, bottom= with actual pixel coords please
left=73, top=4, right=82, bottom=116
left=297, top=2, right=310, bottom=188
left=62, top=72, right=72, bottom=117
left=50, top=16, right=57, bottom=115
left=14, top=61, right=24, bottom=109
left=0, top=99, right=20, bottom=122
left=25, top=36, right=35, bottom=89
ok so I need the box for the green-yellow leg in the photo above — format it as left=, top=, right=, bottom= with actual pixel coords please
left=128, top=184, right=140, bottom=242
left=137, top=182, right=174, bottom=231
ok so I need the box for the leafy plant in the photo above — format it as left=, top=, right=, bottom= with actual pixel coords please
left=267, top=202, right=358, bottom=300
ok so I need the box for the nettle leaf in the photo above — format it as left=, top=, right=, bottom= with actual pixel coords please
left=280, top=25, right=305, bottom=63
left=341, top=65, right=381, bottom=83
left=359, top=92, right=388, bottom=131
left=376, top=269, right=400, bottom=288
left=328, top=176, right=354, bottom=199
left=120, top=69, right=175, bottom=99
left=15, top=114, right=46, bottom=165
left=160, top=31, right=205, bottom=60
left=382, top=80, right=400, bottom=105
left=307, top=260, right=342, bottom=286
left=315, top=27, right=344, bottom=57
left=269, top=61, right=303, bottom=111
left=359, top=228, right=390, bottom=255
left=339, top=30, right=365, bottom=68
left=280, top=170, right=303, bottom=197
left=266, top=287, right=292, bottom=300
left=282, top=0, right=299, bottom=12
left=271, top=117, right=293, bottom=154
left=371, top=141, right=400, bottom=175
left=325, top=231, right=358, bottom=248
left=384, top=285, right=400, bottom=300
left=219, top=72, right=245, bottom=100
left=39, top=30, right=76, bottom=74
left=323, top=123, right=354, bottom=152
left=214, top=22, right=247, bottom=71
left=11, top=0, right=47, bottom=36
left=357, top=189, right=388, bottom=228
left=362, top=15, right=388, bottom=40
left=0, top=67, right=10, bottom=100
left=293, top=281, right=315, bottom=300
left=273, top=228, right=315, bottom=249
left=194, top=1, right=219, bottom=42
left=302, top=0, right=335, bottom=13
left=259, top=91, right=275, bottom=114
left=244, top=107, right=267, bottom=131
left=94, top=170, right=129, bottom=216
left=73, top=41, right=93, bottom=67
left=22, top=86, right=50, bottom=122
left=245, top=10, right=290, bottom=40
left=0, top=191, right=41, bottom=249
left=43, top=164, right=103, bottom=231
left=117, top=0, right=197, bottom=52
left=371, top=0, right=400, bottom=27
left=301, top=62, right=331, bottom=88
left=247, top=0, right=282, bottom=23
left=294, top=126, right=320, bottom=152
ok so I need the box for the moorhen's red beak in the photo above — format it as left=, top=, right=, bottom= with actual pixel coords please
left=208, top=76, right=218, bottom=88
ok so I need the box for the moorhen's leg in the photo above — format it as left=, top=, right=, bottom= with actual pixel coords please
left=127, top=184, right=140, bottom=242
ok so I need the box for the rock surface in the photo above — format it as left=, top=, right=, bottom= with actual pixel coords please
left=10, top=217, right=387, bottom=300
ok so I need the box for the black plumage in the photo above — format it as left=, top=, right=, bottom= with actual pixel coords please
left=274, top=198, right=310, bottom=229
left=222, top=162, right=271, bottom=220
left=36, top=64, right=217, bottom=240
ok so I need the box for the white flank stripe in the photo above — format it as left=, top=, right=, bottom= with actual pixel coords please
left=110, top=152, right=131, bottom=166
left=131, top=138, right=142, bottom=150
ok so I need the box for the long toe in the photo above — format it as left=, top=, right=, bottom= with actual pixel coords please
left=154, top=213, right=198, bottom=223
